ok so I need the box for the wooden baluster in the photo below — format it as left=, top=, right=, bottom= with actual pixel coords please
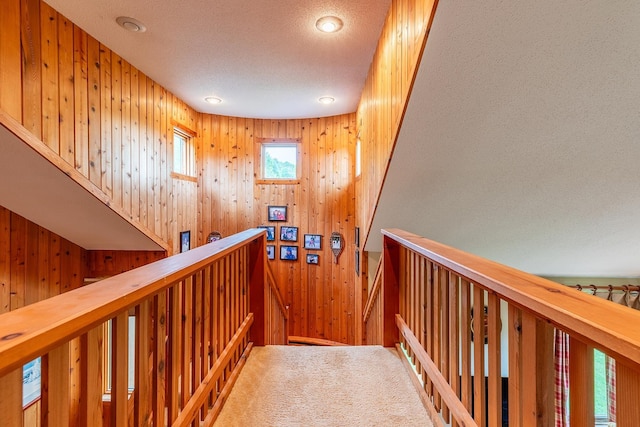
left=472, top=286, right=486, bottom=427
left=382, top=236, right=400, bottom=347
left=425, top=260, right=434, bottom=398
left=80, top=325, right=103, bottom=426
left=153, top=291, right=167, bottom=427
left=433, top=264, right=442, bottom=411
left=536, top=320, right=555, bottom=427
left=508, top=306, right=522, bottom=427
left=569, top=338, right=594, bottom=426
left=167, top=284, right=181, bottom=422
left=0, top=368, right=22, bottom=426
left=42, top=343, right=70, bottom=427
left=460, top=279, right=472, bottom=414
left=487, top=293, right=501, bottom=427
left=617, top=361, right=640, bottom=426
left=440, top=267, right=450, bottom=422
left=135, top=301, right=152, bottom=426
left=182, top=276, right=193, bottom=408
left=111, top=312, right=128, bottom=427
left=449, top=272, right=460, bottom=427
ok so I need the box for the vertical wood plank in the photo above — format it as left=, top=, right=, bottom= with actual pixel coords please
left=21, top=0, right=43, bottom=138
left=58, top=15, right=75, bottom=165
left=487, top=293, right=501, bottom=427
left=617, top=362, right=640, bottom=427
left=508, top=305, right=522, bottom=427
left=87, top=35, right=101, bottom=188
left=0, top=0, right=22, bottom=120
left=40, top=2, right=60, bottom=152
left=73, top=25, right=89, bottom=176
left=153, top=291, right=167, bottom=427
left=42, top=343, right=70, bottom=427
left=521, top=311, right=538, bottom=426
left=449, top=272, right=460, bottom=427
left=0, top=368, right=23, bottom=427
left=0, top=207, right=11, bottom=314
left=472, top=285, right=485, bottom=427
left=460, top=279, right=472, bottom=413
left=111, top=312, right=128, bottom=427
left=134, top=301, right=152, bottom=427
left=79, top=326, right=103, bottom=427
left=569, top=337, right=594, bottom=427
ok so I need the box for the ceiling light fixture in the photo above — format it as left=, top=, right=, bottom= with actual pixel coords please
left=116, top=16, right=147, bottom=33
left=204, top=96, right=223, bottom=105
left=315, top=16, right=344, bottom=33
left=318, top=96, right=335, bottom=105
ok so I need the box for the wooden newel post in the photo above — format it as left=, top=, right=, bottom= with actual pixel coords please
left=382, top=235, right=400, bottom=347
left=248, top=236, right=266, bottom=346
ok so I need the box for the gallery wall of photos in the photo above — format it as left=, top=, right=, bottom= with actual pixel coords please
left=259, top=205, right=323, bottom=264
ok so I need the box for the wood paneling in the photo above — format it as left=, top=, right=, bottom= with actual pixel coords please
left=356, top=0, right=438, bottom=248
left=1, top=0, right=199, bottom=253
left=198, top=114, right=357, bottom=344
left=1, top=205, right=86, bottom=313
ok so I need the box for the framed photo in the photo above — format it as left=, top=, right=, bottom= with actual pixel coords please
left=258, top=225, right=276, bottom=241
left=306, top=254, right=319, bottom=265
left=266, top=245, right=275, bottom=260
left=355, top=249, right=360, bottom=276
left=180, top=230, right=191, bottom=253
left=280, top=226, right=298, bottom=242
left=268, top=205, right=287, bottom=222
left=280, top=245, right=298, bottom=261
left=355, top=227, right=360, bottom=247
left=304, top=234, right=322, bottom=250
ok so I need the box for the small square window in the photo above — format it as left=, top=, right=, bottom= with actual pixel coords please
left=256, top=138, right=300, bottom=184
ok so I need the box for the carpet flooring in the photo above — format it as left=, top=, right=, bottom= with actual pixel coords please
left=214, top=345, right=434, bottom=427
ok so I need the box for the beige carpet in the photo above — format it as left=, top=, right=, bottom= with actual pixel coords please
left=214, top=345, right=434, bottom=427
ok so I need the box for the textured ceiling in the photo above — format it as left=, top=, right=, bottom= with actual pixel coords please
left=367, top=0, right=640, bottom=277
left=44, top=0, right=390, bottom=119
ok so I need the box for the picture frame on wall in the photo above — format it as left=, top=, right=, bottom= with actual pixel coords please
left=355, top=249, right=360, bottom=276
left=180, top=230, right=191, bottom=253
left=280, top=245, right=298, bottom=261
left=280, top=226, right=298, bottom=242
left=304, top=234, right=322, bottom=250
left=306, top=254, right=319, bottom=265
left=268, top=205, right=287, bottom=221
left=258, top=225, right=276, bottom=241
left=266, top=245, right=275, bottom=260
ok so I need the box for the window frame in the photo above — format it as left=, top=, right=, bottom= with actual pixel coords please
left=255, top=138, right=301, bottom=185
left=171, top=121, right=197, bottom=181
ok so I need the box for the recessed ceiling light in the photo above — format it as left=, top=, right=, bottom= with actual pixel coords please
left=319, top=96, right=335, bottom=105
left=315, top=16, right=344, bottom=33
left=116, top=16, right=146, bottom=33
left=204, top=96, right=223, bottom=105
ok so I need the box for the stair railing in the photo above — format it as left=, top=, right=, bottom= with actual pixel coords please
left=368, top=228, right=640, bottom=427
left=0, top=228, right=285, bottom=426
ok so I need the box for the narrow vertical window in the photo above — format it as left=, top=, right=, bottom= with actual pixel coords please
left=173, top=126, right=196, bottom=178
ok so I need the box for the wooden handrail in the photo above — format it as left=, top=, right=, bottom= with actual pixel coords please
left=363, top=255, right=383, bottom=323
left=0, top=228, right=262, bottom=378
left=266, top=264, right=288, bottom=320
left=382, top=228, right=640, bottom=365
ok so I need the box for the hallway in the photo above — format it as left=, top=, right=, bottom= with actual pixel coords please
left=214, top=346, right=433, bottom=426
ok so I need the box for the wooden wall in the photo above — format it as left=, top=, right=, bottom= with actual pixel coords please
left=0, top=205, right=86, bottom=314
left=198, top=114, right=358, bottom=344
left=0, top=0, right=199, bottom=254
left=356, top=0, right=439, bottom=249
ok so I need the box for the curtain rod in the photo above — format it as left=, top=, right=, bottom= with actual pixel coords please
left=573, top=284, right=640, bottom=293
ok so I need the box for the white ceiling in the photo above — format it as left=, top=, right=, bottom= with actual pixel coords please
left=44, top=0, right=391, bottom=119
left=368, top=0, right=640, bottom=277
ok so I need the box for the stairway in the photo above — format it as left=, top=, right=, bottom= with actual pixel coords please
left=214, top=345, right=433, bottom=426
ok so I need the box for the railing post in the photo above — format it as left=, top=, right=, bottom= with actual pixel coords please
left=382, top=235, right=400, bottom=347
left=248, top=236, right=266, bottom=346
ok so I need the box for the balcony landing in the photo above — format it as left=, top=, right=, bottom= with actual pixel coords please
left=214, top=345, right=433, bottom=426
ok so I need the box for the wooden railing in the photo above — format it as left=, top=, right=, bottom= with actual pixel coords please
left=265, top=265, right=289, bottom=345
left=365, top=228, right=640, bottom=427
left=363, top=256, right=383, bottom=345
left=0, top=228, right=287, bottom=426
